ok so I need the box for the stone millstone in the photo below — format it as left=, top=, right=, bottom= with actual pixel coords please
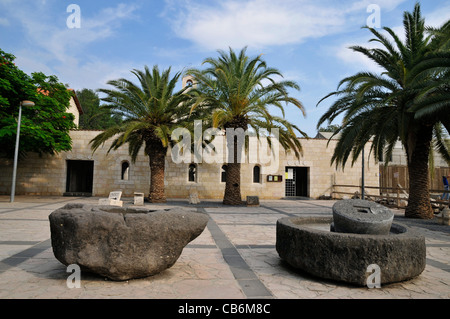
left=332, top=199, right=394, bottom=235
left=49, top=204, right=209, bottom=281
left=276, top=216, right=426, bottom=286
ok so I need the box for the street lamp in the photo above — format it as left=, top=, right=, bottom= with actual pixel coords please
left=362, top=147, right=365, bottom=200
left=10, top=100, right=35, bottom=203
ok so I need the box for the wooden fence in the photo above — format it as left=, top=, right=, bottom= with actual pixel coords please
left=331, top=166, right=449, bottom=208
left=379, top=165, right=449, bottom=191
left=332, top=184, right=449, bottom=209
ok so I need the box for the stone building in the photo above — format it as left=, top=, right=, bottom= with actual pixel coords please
left=0, top=80, right=380, bottom=200
left=0, top=129, right=379, bottom=200
left=67, top=89, right=83, bottom=127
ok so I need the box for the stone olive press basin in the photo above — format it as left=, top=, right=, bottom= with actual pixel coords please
left=276, top=216, right=426, bottom=286
left=49, top=204, right=209, bottom=281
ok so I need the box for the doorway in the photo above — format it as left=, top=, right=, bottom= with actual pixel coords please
left=65, top=160, right=94, bottom=196
left=285, top=167, right=309, bottom=197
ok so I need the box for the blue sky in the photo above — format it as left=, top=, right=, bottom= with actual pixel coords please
left=1, top=0, right=449, bottom=136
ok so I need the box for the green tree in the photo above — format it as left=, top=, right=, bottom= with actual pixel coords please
left=0, top=49, right=75, bottom=158
left=187, top=47, right=307, bottom=205
left=90, top=65, right=202, bottom=203
left=77, top=88, right=122, bottom=130
left=318, top=124, right=341, bottom=133
left=317, top=4, right=450, bottom=219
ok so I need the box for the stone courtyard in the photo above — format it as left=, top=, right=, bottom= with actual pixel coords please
left=0, top=195, right=449, bottom=300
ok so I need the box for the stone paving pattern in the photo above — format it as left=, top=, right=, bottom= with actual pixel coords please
left=0, top=196, right=449, bottom=299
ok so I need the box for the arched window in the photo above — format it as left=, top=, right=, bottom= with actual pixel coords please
left=121, top=161, right=130, bottom=180
left=253, top=165, right=261, bottom=183
left=221, top=165, right=227, bottom=183
left=188, top=164, right=197, bottom=182
left=186, top=79, right=193, bottom=87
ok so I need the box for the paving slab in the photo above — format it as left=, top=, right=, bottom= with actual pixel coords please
left=0, top=195, right=448, bottom=302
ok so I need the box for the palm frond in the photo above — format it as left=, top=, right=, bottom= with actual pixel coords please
left=91, top=65, right=205, bottom=161
left=186, top=47, right=307, bottom=158
left=318, top=2, right=450, bottom=171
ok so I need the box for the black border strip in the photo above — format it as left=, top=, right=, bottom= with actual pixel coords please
left=200, top=208, right=273, bottom=299
left=0, top=239, right=51, bottom=273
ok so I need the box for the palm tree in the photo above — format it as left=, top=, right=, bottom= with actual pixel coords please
left=411, top=19, right=450, bottom=204
left=90, top=65, right=201, bottom=203
left=317, top=3, right=449, bottom=219
left=186, top=47, right=307, bottom=205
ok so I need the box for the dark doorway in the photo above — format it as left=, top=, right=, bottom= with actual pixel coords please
left=285, top=167, right=309, bottom=197
left=65, top=160, right=94, bottom=196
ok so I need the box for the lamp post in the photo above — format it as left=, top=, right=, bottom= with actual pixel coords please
left=10, top=100, right=35, bottom=203
left=361, top=147, right=365, bottom=200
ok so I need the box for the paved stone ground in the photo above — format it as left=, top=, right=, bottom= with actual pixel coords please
left=0, top=195, right=449, bottom=300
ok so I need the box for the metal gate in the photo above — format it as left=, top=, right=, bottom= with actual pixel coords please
left=285, top=167, right=296, bottom=197
left=285, top=167, right=309, bottom=197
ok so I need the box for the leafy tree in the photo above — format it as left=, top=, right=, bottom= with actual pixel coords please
left=317, top=4, right=450, bottom=219
left=187, top=47, right=307, bottom=205
left=77, top=88, right=122, bottom=130
left=318, top=124, right=341, bottom=133
left=0, top=49, right=75, bottom=158
left=90, top=65, right=203, bottom=203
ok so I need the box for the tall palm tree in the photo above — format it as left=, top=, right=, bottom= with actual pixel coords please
left=187, top=47, right=307, bottom=205
left=90, top=65, right=200, bottom=203
left=317, top=4, right=449, bottom=219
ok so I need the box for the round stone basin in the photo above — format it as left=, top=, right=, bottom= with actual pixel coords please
left=276, top=216, right=426, bottom=286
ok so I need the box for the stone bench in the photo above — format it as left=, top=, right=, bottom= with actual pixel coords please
left=133, top=192, right=144, bottom=206
left=246, top=196, right=259, bottom=207
left=189, top=190, right=200, bottom=204
left=98, top=191, right=123, bottom=207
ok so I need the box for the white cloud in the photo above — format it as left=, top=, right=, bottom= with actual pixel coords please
left=334, top=38, right=384, bottom=74
left=424, top=3, right=450, bottom=28
left=55, top=57, right=137, bottom=91
left=343, top=0, right=408, bottom=13
left=2, top=2, right=138, bottom=89
left=332, top=2, right=450, bottom=75
left=165, top=0, right=350, bottom=50
left=163, top=0, right=411, bottom=51
left=14, top=50, right=54, bottom=75
left=41, top=3, right=138, bottom=64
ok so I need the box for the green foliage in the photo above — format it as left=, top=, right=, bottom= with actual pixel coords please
left=90, top=65, right=203, bottom=162
left=316, top=3, right=449, bottom=218
left=0, top=49, right=75, bottom=158
left=77, top=88, right=122, bottom=130
left=318, top=124, right=341, bottom=133
left=317, top=3, right=450, bottom=168
left=186, top=47, right=308, bottom=158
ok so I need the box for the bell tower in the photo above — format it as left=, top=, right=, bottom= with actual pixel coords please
left=182, top=75, right=196, bottom=89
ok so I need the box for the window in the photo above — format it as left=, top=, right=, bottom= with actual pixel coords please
left=188, top=164, right=197, bottom=182
left=253, top=165, right=261, bottom=183
left=186, top=79, right=193, bottom=87
left=121, top=161, right=130, bottom=180
left=221, top=165, right=227, bottom=183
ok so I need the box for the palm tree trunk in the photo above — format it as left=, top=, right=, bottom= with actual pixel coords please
left=147, top=142, right=167, bottom=203
left=223, top=130, right=243, bottom=205
left=223, top=162, right=243, bottom=205
left=405, top=125, right=434, bottom=219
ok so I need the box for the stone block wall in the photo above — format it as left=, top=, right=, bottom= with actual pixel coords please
left=0, top=130, right=380, bottom=199
left=0, top=131, right=150, bottom=197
